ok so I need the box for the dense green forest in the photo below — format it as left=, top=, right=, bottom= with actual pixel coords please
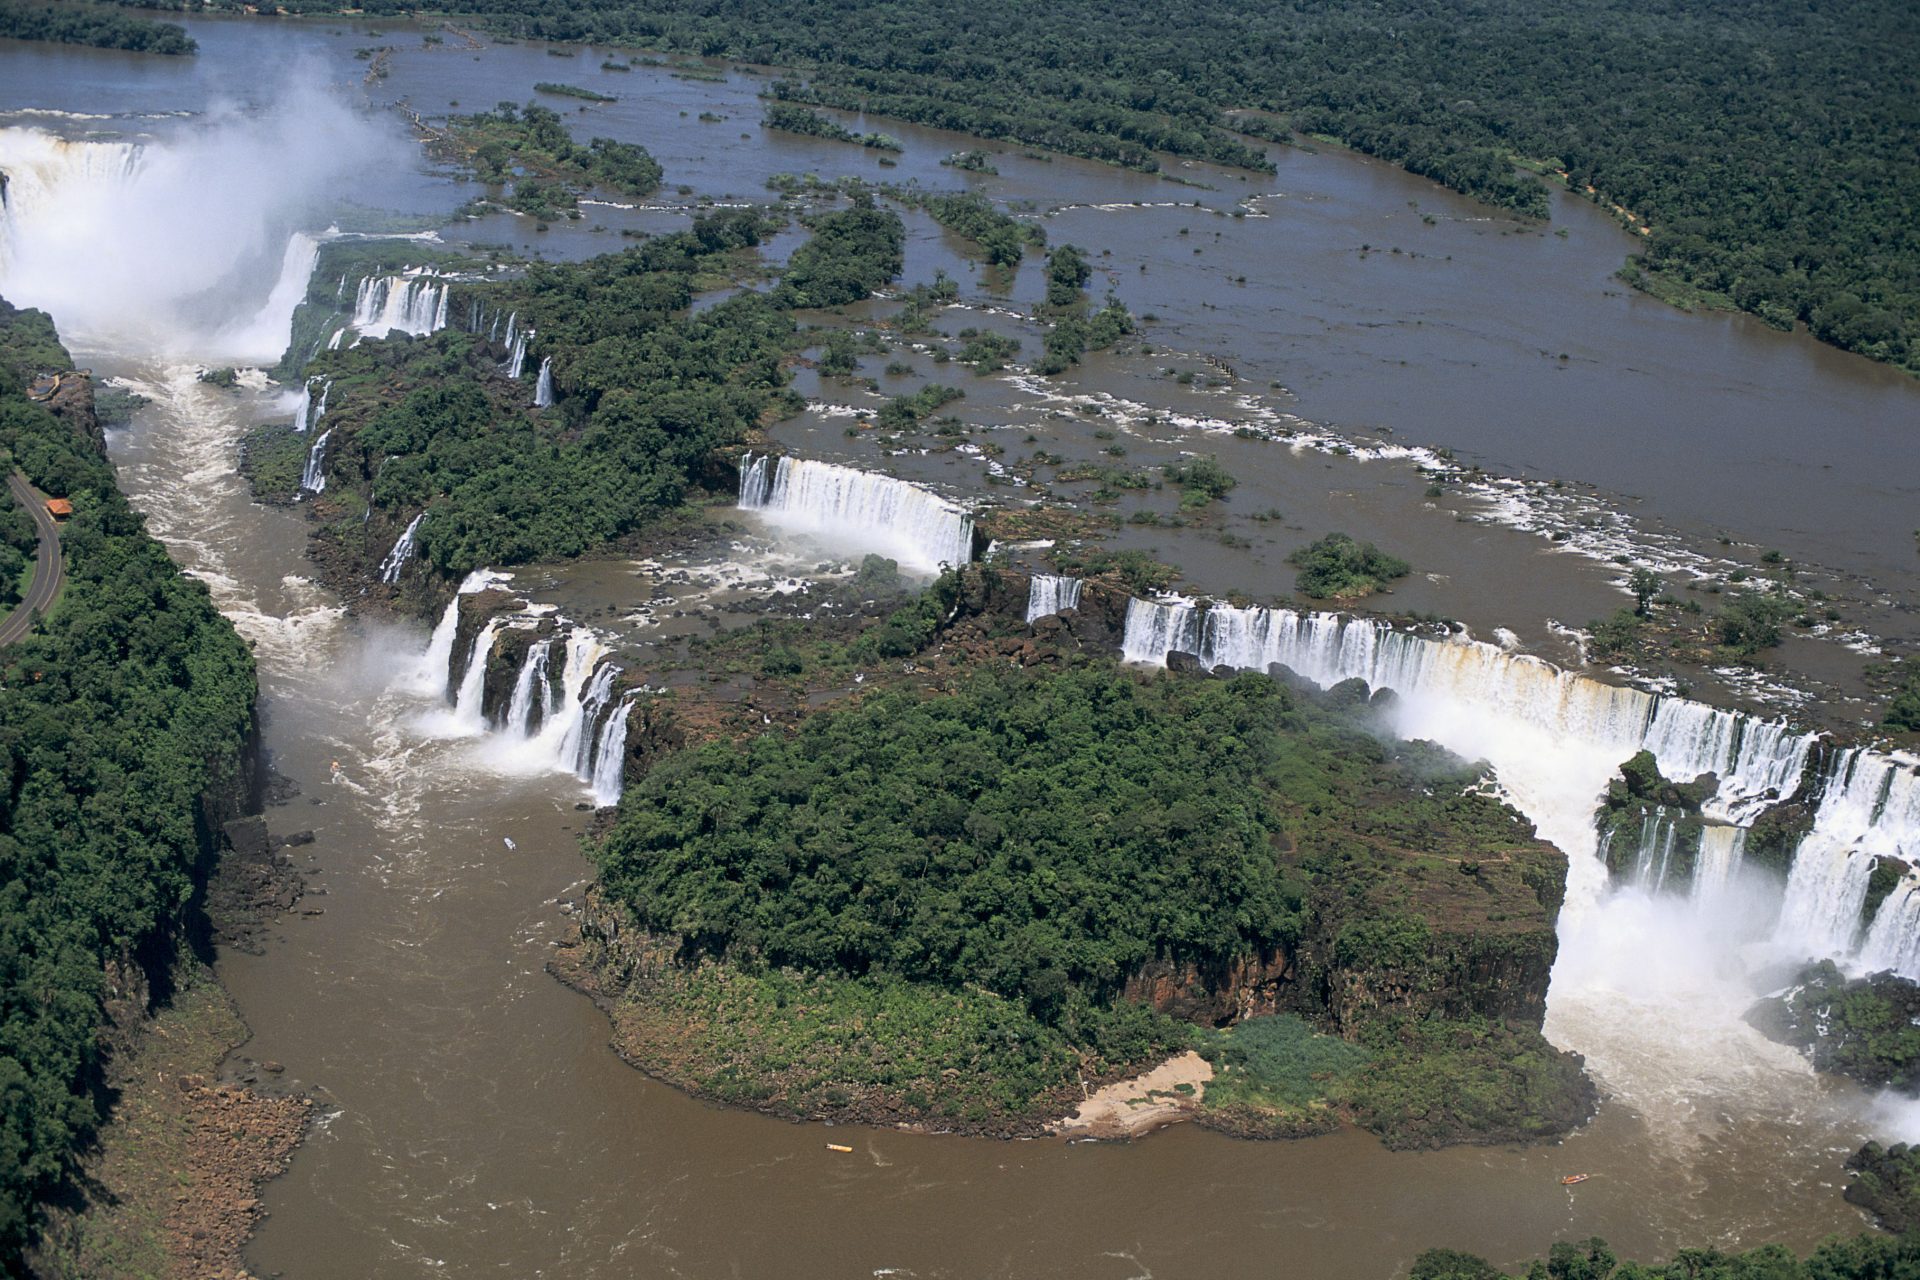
left=1411, top=1232, right=1920, bottom=1280
left=268, top=202, right=912, bottom=583
left=590, top=615, right=1588, bottom=1140
left=0, top=1, right=195, bottom=54
left=210, top=0, right=1918, bottom=373
left=0, top=301, right=258, bottom=1266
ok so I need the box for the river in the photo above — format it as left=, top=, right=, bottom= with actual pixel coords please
left=2, top=15, right=1916, bottom=1278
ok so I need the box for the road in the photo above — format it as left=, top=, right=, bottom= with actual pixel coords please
left=0, top=470, right=64, bottom=646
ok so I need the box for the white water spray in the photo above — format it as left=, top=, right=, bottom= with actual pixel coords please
left=0, top=85, right=409, bottom=361
left=738, top=453, right=974, bottom=573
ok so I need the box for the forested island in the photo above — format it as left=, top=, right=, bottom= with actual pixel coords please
left=552, top=567, right=1593, bottom=1145
left=136, top=0, right=1919, bottom=374
left=0, top=301, right=282, bottom=1273
left=0, top=1, right=195, bottom=54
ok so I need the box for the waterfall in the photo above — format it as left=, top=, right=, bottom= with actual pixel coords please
left=1121, top=597, right=1205, bottom=665
left=350, top=272, right=450, bottom=340
left=379, top=514, right=424, bottom=585
left=588, top=693, right=637, bottom=806
left=412, top=568, right=505, bottom=697
left=533, top=356, right=554, bottom=408
left=1692, top=826, right=1746, bottom=903
left=1026, top=574, right=1083, bottom=622
left=506, top=329, right=529, bottom=380
left=505, top=639, right=551, bottom=737
left=562, top=660, right=619, bottom=777
left=299, top=427, right=332, bottom=494
left=528, top=630, right=610, bottom=764
left=737, top=452, right=974, bottom=573
left=293, top=375, right=330, bottom=433
left=1116, top=595, right=1920, bottom=974
left=0, top=116, right=378, bottom=362
left=1628, top=810, right=1682, bottom=891
left=1119, top=599, right=1815, bottom=814
left=1779, top=753, right=1920, bottom=962
left=450, top=619, right=503, bottom=734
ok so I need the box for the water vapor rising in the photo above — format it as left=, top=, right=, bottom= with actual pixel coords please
left=0, top=72, right=410, bottom=362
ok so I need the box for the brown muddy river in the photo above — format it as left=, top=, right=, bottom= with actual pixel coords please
left=2, top=14, right=1915, bottom=1278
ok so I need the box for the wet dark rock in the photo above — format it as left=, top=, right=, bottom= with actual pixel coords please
left=1165, top=650, right=1204, bottom=674
left=283, top=830, right=315, bottom=847
left=221, top=816, right=270, bottom=862
left=262, top=762, right=302, bottom=806
left=1325, top=676, right=1373, bottom=707
left=1748, top=960, right=1920, bottom=1093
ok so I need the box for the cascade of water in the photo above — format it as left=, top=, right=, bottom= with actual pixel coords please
left=1116, top=594, right=1920, bottom=973
left=291, top=380, right=313, bottom=434
left=505, top=639, right=551, bottom=737
left=534, top=631, right=610, bottom=763
left=1692, top=826, right=1747, bottom=903
left=565, top=661, right=620, bottom=777
left=588, top=693, right=638, bottom=805
left=1862, top=881, right=1920, bottom=975
left=1025, top=574, right=1083, bottom=622
left=533, top=356, right=554, bottom=408
left=1120, top=597, right=1204, bottom=665
left=1120, top=599, right=1820, bottom=804
left=350, top=272, right=449, bottom=340
left=450, top=619, right=502, bottom=734
left=737, top=452, right=974, bottom=573
left=378, top=513, right=424, bottom=585
left=507, top=329, right=529, bottom=380
left=214, top=230, right=323, bottom=360
left=412, top=568, right=505, bottom=697
left=299, top=428, right=332, bottom=494
left=1779, top=753, right=1920, bottom=961
left=1629, top=810, right=1679, bottom=890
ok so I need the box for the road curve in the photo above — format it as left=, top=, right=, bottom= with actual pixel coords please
left=0, top=470, right=64, bottom=647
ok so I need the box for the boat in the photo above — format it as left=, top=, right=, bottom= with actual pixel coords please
left=826, top=1143, right=853, bottom=1153
left=1560, top=1174, right=1590, bottom=1186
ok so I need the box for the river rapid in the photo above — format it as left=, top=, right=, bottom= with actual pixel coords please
left=3, top=15, right=1918, bottom=1278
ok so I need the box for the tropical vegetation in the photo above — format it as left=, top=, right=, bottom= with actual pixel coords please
left=0, top=300, right=258, bottom=1268
left=0, top=1, right=194, bottom=54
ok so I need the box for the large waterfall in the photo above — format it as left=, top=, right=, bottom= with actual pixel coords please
left=738, top=453, right=974, bottom=573
left=0, top=93, right=403, bottom=360
left=1117, top=596, right=1920, bottom=976
left=407, top=575, right=635, bottom=803
left=348, top=272, right=450, bottom=340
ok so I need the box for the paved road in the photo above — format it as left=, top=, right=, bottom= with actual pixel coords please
left=0, top=471, right=63, bottom=646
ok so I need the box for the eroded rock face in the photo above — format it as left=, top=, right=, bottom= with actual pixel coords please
left=48, top=369, right=105, bottom=453
left=1123, top=952, right=1294, bottom=1026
